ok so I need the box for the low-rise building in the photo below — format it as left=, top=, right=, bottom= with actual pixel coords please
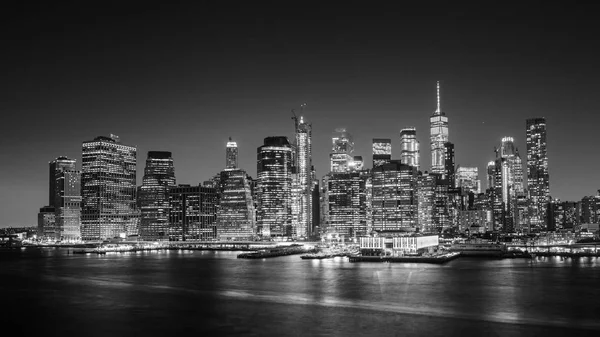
left=359, top=235, right=439, bottom=256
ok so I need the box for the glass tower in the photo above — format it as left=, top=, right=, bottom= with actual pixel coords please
left=430, top=81, right=449, bottom=174
left=256, top=136, right=293, bottom=237
left=400, top=128, right=419, bottom=170
left=139, top=151, right=176, bottom=241
left=294, top=116, right=313, bottom=238
left=526, top=118, right=550, bottom=229
left=81, top=135, right=138, bottom=241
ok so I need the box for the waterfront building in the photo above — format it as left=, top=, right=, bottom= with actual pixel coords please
left=256, top=136, right=293, bottom=237
left=168, top=184, right=217, bottom=240
left=81, top=135, right=138, bottom=241
left=399, top=128, right=419, bottom=170
left=359, top=235, right=439, bottom=256
left=321, top=171, right=368, bottom=238
left=139, top=151, right=176, bottom=241
left=416, top=172, right=436, bottom=233
left=371, top=160, right=418, bottom=233
left=430, top=81, right=449, bottom=174
left=372, top=138, right=392, bottom=168
left=226, top=137, right=238, bottom=169
left=456, top=166, right=480, bottom=194
left=293, top=115, right=313, bottom=239
left=37, top=206, right=56, bottom=239
left=330, top=128, right=354, bottom=173
left=526, top=118, right=550, bottom=230
left=54, top=166, right=81, bottom=241
left=49, top=157, right=76, bottom=207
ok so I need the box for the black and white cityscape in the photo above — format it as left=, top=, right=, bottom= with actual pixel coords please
left=2, top=2, right=600, bottom=336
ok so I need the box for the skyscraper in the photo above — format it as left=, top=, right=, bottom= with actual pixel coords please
left=293, top=115, right=313, bottom=238
left=416, top=172, right=436, bottom=233
left=492, top=137, right=524, bottom=232
left=400, top=128, right=419, bottom=170
left=226, top=137, right=238, bottom=170
left=168, top=184, right=217, bottom=240
left=330, top=128, right=354, bottom=173
left=139, top=151, right=176, bottom=241
left=526, top=118, right=550, bottom=229
left=256, top=136, right=293, bottom=237
left=81, top=135, right=138, bottom=241
left=54, top=165, right=81, bottom=241
left=372, top=138, right=392, bottom=168
left=444, top=142, right=455, bottom=186
left=216, top=169, right=255, bottom=240
left=49, top=157, right=76, bottom=207
left=321, top=171, right=368, bottom=238
left=456, top=166, right=481, bottom=194
left=371, top=160, right=418, bottom=232
left=430, top=81, right=449, bottom=174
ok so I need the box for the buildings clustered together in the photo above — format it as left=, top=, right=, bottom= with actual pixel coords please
left=37, top=83, right=599, bottom=242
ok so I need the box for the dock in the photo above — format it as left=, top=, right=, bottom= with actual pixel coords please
left=348, top=252, right=461, bottom=264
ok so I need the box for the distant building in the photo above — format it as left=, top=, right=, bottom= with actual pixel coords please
left=444, top=142, right=455, bottom=187
left=256, top=136, right=293, bottom=237
left=372, top=138, right=392, bottom=168
left=81, top=135, right=138, bottom=240
left=216, top=169, right=255, bottom=240
left=430, top=81, right=449, bottom=175
left=293, top=116, right=313, bottom=238
left=458, top=210, right=488, bottom=234
left=350, top=156, right=364, bottom=171
left=371, top=161, right=418, bottom=233
left=168, top=185, right=217, bottom=241
left=580, top=192, right=600, bottom=224
left=330, top=128, right=354, bottom=173
left=37, top=206, right=56, bottom=239
left=491, top=137, right=524, bottom=233
left=226, top=137, right=238, bottom=170
left=139, top=151, right=176, bottom=241
left=321, top=171, right=368, bottom=238
left=416, top=173, right=436, bottom=233
left=455, top=166, right=480, bottom=194
left=359, top=235, right=439, bottom=256
left=526, top=118, right=550, bottom=229
left=400, top=128, right=419, bottom=170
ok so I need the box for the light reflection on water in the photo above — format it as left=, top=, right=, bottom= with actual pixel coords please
left=2, top=250, right=600, bottom=336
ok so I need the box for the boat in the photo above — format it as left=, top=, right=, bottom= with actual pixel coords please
left=449, top=242, right=507, bottom=257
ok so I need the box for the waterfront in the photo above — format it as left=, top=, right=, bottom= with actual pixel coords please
left=2, top=249, right=600, bottom=336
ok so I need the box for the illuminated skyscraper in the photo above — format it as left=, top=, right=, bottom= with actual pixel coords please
left=456, top=166, right=481, bottom=194
left=486, top=161, right=496, bottom=190
left=371, top=160, right=418, bottom=232
left=168, top=185, right=217, bottom=240
left=43, top=157, right=82, bottom=241
left=81, top=135, right=138, bottom=241
left=226, top=137, right=238, bottom=170
left=293, top=115, right=313, bottom=238
left=491, top=137, right=524, bottom=232
left=216, top=169, right=255, bottom=240
left=372, top=138, right=392, bottom=168
left=139, top=151, right=176, bottom=241
left=321, top=171, right=368, bottom=238
left=430, top=81, right=449, bottom=174
left=330, top=128, right=354, bottom=173
left=49, top=157, right=76, bottom=207
left=400, top=128, right=419, bottom=169
left=444, top=142, right=455, bottom=186
left=416, top=172, right=436, bottom=233
left=257, top=136, right=293, bottom=237
left=526, top=118, right=550, bottom=229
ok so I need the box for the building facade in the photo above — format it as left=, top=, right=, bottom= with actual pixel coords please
left=294, top=116, right=313, bottom=239
left=139, top=151, right=176, bottom=241
left=372, top=138, right=392, bottom=168
left=526, top=118, right=550, bottom=230
left=330, top=128, right=354, bottom=173
left=430, top=81, right=449, bottom=174
left=321, top=172, right=368, bottom=238
left=399, top=128, right=419, bottom=170
left=168, top=185, right=217, bottom=240
left=81, top=135, right=138, bottom=241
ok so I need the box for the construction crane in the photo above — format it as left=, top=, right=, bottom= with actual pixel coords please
left=291, top=103, right=307, bottom=131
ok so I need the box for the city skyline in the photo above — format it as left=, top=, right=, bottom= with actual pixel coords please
left=2, top=2, right=600, bottom=226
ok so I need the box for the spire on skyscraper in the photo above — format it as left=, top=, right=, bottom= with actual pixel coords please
left=435, top=81, right=441, bottom=115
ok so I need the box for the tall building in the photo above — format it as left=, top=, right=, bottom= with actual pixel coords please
left=37, top=206, right=56, bottom=239
left=256, top=136, right=293, bottom=237
left=580, top=192, right=600, bottom=224
left=371, top=160, right=418, bottom=233
left=139, top=151, right=176, bottom=241
left=81, top=135, right=138, bottom=241
left=49, top=157, right=76, bottom=207
left=400, top=128, right=419, bottom=169
left=330, top=128, right=354, bottom=173
left=321, top=172, right=368, bottom=238
left=226, top=137, right=238, bottom=170
left=168, top=184, right=217, bottom=240
left=456, top=166, right=481, bottom=194
left=526, top=118, right=550, bottom=229
left=491, top=137, right=524, bottom=232
left=293, top=115, right=313, bottom=238
left=444, top=142, right=455, bottom=186
left=486, top=161, right=496, bottom=191
left=430, top=81, right=449, bottom=174
left=416, top=172, right=436, bottom=233
left=54, top=166, right=81, bottom=241
left=372, top=138, right=392, bottom=168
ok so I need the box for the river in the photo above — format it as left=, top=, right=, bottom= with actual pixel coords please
left=1, top=248, right=599, bottom=336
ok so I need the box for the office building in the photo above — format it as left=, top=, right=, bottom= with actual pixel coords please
left=444, top=142, right=455, bottom=186
left=372, top=138, right=392, bottom=168
left=416, top=172, right=436, bottom=233
left=226, top=137, right=238, bottom=170
left=256, top=137, right=293, bottom=237
left=430, top=81, right=449, bottom=174
left=330, top=128, right=354, bottom=173
left=456, top=166, right=481, bottom=194
left=526, top=118, right=550, bottom=229
left=321, top=172, right=368, bottom=238
left=400, top=128, right=419, bottom=169
left=139, top=151, right=176, bottom=241
left=81, top=135, right=138, bottom=241
left=168, top=185, right=217, bottom=240
left=293, top=115, right=313, bottom=239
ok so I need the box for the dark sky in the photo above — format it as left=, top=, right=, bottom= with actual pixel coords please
left=1, top=1, right=599, bottom=227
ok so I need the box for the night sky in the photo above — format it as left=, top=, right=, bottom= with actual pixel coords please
left=1, top=2, right=598, bottom=226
